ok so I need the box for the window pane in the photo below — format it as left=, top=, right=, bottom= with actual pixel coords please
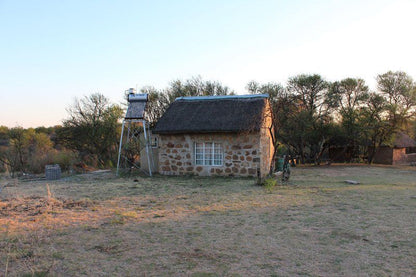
left=205, top=155, right=212, bottom=165
left=205, top=143, right=212, bottom=152
left=195, top=143, right=203, bottom=151
left=204, top=143, right=212, bottom=165
left=195, top=143, right=203, bottom=165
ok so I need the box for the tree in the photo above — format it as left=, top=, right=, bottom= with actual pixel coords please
left=358, top=93, right=391, bottom=163
left=286, top=74, right=330, bottom=164
left=140, top=86, right=171, bottom=127
left=24, top=129, right=56, bottom=173
left=0, top=126, right=77, bottom=175
left=377, top=71, right=416, bottom=132
left=0, top=127, right=59, bottom=175
left=327, top=78, right=370, bottom=161
left=412, top=119, right=416, bottom=139
left=58, top=93, right=123, bottom=167
left=166, top=76, right=232, bottom=102
left=287, top=74, right=328, bottom=115
left=0, top=127, right=27, bottom=176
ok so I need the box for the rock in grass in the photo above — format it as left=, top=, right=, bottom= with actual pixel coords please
left=345, top=180, right=360, bottom=185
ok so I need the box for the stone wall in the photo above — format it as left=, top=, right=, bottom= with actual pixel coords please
left=259, top=117, right=274, bottom=177
left=158, top=132, right=268, bottom=177
left=392, top=148, right=407, bottom=165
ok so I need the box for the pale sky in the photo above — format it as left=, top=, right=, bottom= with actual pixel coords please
left=1, top=0, right=415, bottom=128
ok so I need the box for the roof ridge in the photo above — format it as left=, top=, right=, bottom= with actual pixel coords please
left=175, top=94, right=269, bottom=101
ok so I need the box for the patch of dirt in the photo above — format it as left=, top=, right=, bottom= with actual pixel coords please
left=0, top=197, right=97, bottom=217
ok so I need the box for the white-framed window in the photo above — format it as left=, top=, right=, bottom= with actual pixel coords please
left=195, top=142, right=223, bottom=166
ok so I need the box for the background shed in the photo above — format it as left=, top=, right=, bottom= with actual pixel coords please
left=372, top=132, right=416, bottom=165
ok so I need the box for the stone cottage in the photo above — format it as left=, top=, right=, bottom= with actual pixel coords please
left=152, top=94, right=275, bottom=177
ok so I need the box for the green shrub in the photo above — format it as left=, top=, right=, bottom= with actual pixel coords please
left=26, top=149, right=77, bottom=174
left=51, top=150, right=77, bottom=171
left=263, top=177, right=277, bottom=192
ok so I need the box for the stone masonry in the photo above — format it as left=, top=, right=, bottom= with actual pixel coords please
left=158, top=131, right=272, bottom=177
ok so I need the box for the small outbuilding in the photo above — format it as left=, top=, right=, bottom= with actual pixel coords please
left=372, top=132, right=416, bottom=165
left=152, top=94, right=275, bottom=177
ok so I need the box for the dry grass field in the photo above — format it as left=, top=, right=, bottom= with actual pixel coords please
left=1, top=165, right=415, bottom=276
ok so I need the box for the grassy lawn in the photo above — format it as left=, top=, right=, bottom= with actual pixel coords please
left=1, top=165, right=415, bottom=276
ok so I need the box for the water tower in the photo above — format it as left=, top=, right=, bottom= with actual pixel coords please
left=116, top=88, right=154, bottom=176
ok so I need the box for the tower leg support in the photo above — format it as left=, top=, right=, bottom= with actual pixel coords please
left=116, top=120, right=126, bottom=176
left=116, top=119, right=153, bottom=177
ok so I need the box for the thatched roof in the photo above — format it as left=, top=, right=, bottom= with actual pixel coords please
left=393, top=132, right=416, bottom=148
left=152, top=94, right=269, bottom=134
